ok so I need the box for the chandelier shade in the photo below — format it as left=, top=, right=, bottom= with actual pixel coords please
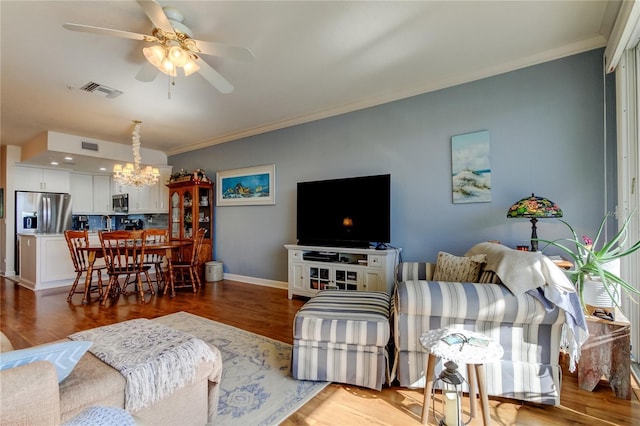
left=113, top=121, right=160, bottom=188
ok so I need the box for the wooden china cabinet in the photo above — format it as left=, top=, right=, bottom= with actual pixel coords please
left=167, top=180, right=214, bottom=273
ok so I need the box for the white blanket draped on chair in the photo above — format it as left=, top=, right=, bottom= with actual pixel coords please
left=465, top=242, right=589, bottom=371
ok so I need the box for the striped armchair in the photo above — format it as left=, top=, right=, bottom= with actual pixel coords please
left=392, top=262, right=566, bottom=405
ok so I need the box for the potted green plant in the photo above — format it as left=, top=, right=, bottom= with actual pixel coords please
left=537, top=210, right=640, bottom=312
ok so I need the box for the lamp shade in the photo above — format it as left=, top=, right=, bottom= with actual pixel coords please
left=507, top=193, right=562, bottom=252
left=507, top=193, right=563, bottom=218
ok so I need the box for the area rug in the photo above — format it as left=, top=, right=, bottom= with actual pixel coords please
left=154, top=311, right=328, bottom=425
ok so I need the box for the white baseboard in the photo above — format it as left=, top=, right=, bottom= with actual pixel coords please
left=220, top=273, right=288, bottom=290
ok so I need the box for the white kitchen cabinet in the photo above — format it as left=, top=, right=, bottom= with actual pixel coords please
left=112, top=180, right=125, bottom=196
left=128, top=186, right=150, bottom=213
left=285, top=244, right=400, bottom=299
left=15, top=166, right=70, bottom=193
left=93, top=175, right=112, bottom=213
left=19, top=234, right=76, bottom=291
left=152, top=166, right=172, bottom=212
left=70, top=173, right=112, bottom=213
left=70, top=173, right=93, bottom=213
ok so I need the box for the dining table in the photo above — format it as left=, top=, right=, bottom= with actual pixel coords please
left=79, top=239, right=194, bottom=304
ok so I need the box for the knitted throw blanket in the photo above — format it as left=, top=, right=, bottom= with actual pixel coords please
left=69, top=319, right=216, bottom=412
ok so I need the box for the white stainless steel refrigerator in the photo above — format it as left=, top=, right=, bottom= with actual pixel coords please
left=15, top=191, right=73, bottom=273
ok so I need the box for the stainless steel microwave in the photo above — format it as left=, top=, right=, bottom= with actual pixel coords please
left=112, top=194, right=128, bottom=212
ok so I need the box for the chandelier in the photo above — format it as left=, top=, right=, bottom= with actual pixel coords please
left=113, top=121, right=160, bottom=188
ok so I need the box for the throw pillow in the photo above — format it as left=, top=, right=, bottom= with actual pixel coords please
left=478, top=269, right=503, bottom=284
left=433, top=251, right=486, bottom=282
left=0, top=340, right=92, bottom=382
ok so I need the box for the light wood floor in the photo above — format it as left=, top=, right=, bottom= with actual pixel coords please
left=1, top=276, right=639, bottom=425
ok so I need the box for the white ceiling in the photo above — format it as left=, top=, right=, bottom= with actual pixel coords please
left=1, top=0, right=619, bottom=171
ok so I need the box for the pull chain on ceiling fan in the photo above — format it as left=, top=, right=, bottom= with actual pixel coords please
left=63, top=0, right=254, bottom=94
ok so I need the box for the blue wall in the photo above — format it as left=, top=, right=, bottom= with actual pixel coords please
left=170, top=49, right=616, bottom=283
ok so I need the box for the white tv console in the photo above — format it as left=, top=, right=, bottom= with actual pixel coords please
left=284, top=244, right=400, bottom=299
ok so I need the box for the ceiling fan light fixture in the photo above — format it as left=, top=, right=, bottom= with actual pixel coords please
left=143, top=45, right=165, bottom=69
left=168, top=45, right=188, bottom=67
left=66, top=1, right=249, bottom=94
left=161, top=57, right=177, bottom=76
left=183, top=57, right=200, bottom=76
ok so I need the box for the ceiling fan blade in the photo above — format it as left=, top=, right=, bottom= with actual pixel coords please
left=194, top=57, right=234, bottom=94
left=136, top=0, right=174, bottom=34
left=191, top=40, right=255, bottom=62
left=63, top=23, right=157, bottom=42
left=135, top=62, right=160, bottom=82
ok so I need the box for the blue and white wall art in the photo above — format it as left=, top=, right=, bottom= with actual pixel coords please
left=451, top=130, right=492, bottom=204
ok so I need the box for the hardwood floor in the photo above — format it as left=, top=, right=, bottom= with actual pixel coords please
left=1, top=276, right=639, bottom=425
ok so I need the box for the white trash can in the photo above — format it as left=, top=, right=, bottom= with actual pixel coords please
left=205, top=261, right=223, bottom=282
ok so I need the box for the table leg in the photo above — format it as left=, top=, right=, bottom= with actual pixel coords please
left=163, top=248, right=176, bottom=298
left=82, top=251, right=96, bottom=305
left=136, top=274, right=145, bottom=303
left=474, top=364, right=491, bottom=425
left=422, top=354, right=438, bottom=424
left=467, top=363, right=477, bottom=419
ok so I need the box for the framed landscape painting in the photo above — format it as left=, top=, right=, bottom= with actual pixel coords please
left=451, top=130, right=492, bottom=203
left=216, top=164, right=276, bottom=206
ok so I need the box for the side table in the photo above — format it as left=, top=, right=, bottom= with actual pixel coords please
left=420, top=329, right=503, bottom=426
left=578, top=307, right=631, bottom=399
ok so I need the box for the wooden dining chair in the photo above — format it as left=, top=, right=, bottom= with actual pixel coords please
left=99, top=230, right=152, bottom=306
left=143, top=228, right=169, bottom=292
left=167, top=228, right=206, bottom=295
left=64, top=230, right=105, bottom=303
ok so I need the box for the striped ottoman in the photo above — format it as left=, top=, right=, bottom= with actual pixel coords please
left=291, top=290, right=392, bottom=391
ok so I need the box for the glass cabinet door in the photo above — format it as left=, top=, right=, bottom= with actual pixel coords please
left=335, top=269, right=359, bottom=290
left=309, top=266, right=331, bottom=290
left=197, top=187, right=212, bottom=238
left=170, top=192, right=181, bottom=239
left=183, top=190, right=193, bottom=239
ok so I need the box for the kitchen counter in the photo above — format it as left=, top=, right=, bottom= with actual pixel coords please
left=18, top=233, right=76, bottom=291
left=17, top=232, right=66, bottom=237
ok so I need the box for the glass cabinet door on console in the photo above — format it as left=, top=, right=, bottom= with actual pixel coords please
left=306, top=264, right=363, bottom=291
left=167, top=180, right=214, bottom=272
left=309, top=266, right=331, bottom=290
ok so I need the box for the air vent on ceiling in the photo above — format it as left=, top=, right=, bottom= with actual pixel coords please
left=81, top=141, right=99, bottom=151
left=80, top=81, right=123, bottom=99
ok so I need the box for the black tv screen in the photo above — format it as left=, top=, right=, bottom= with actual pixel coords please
left=296, top=174, right=391, bottom=248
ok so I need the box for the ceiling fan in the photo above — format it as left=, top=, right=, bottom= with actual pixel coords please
left=63, top=0, right=254, bottom=94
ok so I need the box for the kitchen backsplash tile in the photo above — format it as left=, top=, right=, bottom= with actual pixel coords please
left=72, top=214, right=168, bottom=232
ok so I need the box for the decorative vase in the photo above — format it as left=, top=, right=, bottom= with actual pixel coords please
left=581, top=259, right=621, bottom=308
left=582, top=279, right=621, bottom=308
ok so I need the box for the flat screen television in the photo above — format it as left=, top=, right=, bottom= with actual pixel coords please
left=296, top=174, right=391, bottom=248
